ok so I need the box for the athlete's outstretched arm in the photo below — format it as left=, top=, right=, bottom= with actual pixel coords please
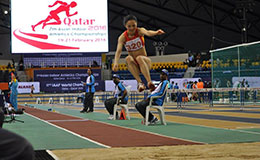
left=139, top=27, right=165, bottom=37
left=49, top=1, right=66, bottom=7
left=113, top=34, right=125, bottom=72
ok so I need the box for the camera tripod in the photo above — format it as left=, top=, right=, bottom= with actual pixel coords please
left=4, top=113, right=24, bottom=123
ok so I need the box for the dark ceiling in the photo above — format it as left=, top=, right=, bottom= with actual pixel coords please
left=1, top=0, right=260, bottom=55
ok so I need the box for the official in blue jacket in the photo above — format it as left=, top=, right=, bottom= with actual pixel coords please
left=135, top=69, right=169, bottom=124
left=9, top=73, right=18, bottom=110
left=80, top=69, right=95, bottom=113
left=105, top=74, right=128, bottom=120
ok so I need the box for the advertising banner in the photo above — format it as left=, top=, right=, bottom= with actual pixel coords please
left=17, top=82, right=40, bottom=94
left=34, top=69, right=102, bottom=92
left=34, top=69, right=101, bottom=81
left=40, top=80, right=104, bottom=93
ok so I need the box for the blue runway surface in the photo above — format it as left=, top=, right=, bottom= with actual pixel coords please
left=166, top=112, right=260, bottom=124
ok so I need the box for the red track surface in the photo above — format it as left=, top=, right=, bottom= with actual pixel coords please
left=24, top=106, right=202, bottom=147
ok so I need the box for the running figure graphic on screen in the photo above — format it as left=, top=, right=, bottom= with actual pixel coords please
left=31, top=1, right=78, bottom=31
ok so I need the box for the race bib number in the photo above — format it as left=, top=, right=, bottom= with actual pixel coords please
left=125, top=37, right=143, bottom=52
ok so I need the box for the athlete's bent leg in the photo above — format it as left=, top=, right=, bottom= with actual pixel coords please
left=135, top=56, right=155, bottom=91
left=125, top=56, right=145, bottom=92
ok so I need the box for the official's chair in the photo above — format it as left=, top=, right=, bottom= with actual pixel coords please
left=145, top=87, right=168, bottom=126
left=113, top=86, right=131, bottom=120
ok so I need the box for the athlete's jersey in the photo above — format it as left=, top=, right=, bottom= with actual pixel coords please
left=123, top=29, right=145, bottom=52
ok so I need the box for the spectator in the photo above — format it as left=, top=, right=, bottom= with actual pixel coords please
left=184, top=59, right=189, bottom=65
left=11, top=59, right=15, bottom=67
left=92, top=61, right=99, bottom=67
left=195, top=53, right=201, bottom=67
left=197, top=79, right=204, bottom=103
left=226, top=80, right=232, bottom=88
left=169, top=81, right=175, bottom=101
left=19, top=59, right=24, bottom=71
left=188, top=54, right=194, bottom=67
left=7, top=63, right=11, bottom=69
left=169, top=81, right=174, bottom=90
left=174, top=83, right=179, bottom=89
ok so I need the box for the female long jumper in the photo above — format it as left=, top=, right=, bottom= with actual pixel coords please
left=113, top=15, right=165, bottom=92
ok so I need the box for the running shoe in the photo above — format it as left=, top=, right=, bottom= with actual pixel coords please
left=149, top=117, right=159, bottom=124
left=148, top=81, right=156, bottom=92
left=107, top=115, right=114, bottom=120
left=141, top=117, right=158, bottom=125
left=138, top=82, right=146, bottom=92
left=107, top=113, right=119, bottom=120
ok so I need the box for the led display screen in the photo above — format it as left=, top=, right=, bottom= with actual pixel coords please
left=11, top=0, right=108, bottom=53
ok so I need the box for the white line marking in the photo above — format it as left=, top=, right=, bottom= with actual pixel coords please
left=46, top=150, right=59, bottom=160
left=233, top=129, right=260, bottom=135
left=47, top=119, right=89, bottom=122
left=25, top=112, right=111, bottom=148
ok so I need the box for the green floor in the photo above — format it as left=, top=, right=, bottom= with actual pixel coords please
left=3, top=104, right=260, bottom=150
left=3, top=113, right=104, bottom=150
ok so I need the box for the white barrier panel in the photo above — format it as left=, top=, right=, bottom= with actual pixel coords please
left=48, top=98, right=54, bottom=104
left=18, top=82, right=40, bottom=94
left=95, top=96, right=100, bottom=103
left=73, top=97, right=77, bottom=104
left=36, top=98, right=41, bottom=104
left=59, top=97, right=64, bottom=104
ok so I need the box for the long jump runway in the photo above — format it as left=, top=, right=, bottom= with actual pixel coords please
left=5, top=104, right=260, bottom=151
left=23, top=106, right=202, bottom=148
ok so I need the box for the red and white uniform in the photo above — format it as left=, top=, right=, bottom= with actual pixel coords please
left=123, top=29, right=145, bottom=52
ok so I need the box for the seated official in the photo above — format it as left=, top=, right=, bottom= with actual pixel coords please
left=135, top=69, right=169, bottom=124
left=105, top=74, right=128, bottom=120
